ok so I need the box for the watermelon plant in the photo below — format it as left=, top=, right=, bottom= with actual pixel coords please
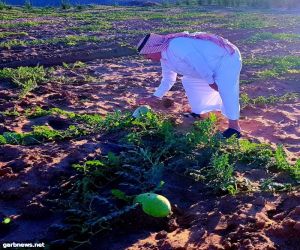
left=0, top=66, right=47, bottom=97
left=35, top=108, right=298, bottom=249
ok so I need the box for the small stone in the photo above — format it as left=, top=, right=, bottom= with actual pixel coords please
left=223, top=241, right=232, bottom=250
left=0, top=167, right=12, bottom=176
left=0, top=114, right=4, bottom=123
left=19, top=99, right=31, bottom=107
left=7, top=159, right=26, bottom=173
left=160, top=241, right=172, bottom=250
left=142, top=242, right=153, bottom=248
left=273, top=212, right=286, bottom=220
left=48, top=116, right=72, bottom=130
left=245, top=203, right=252, bottom=209
left=282, top=218, right=296, bottom=227
left=48, top=223, right=65, bottom=232
left=20, top=181, right=29, bottom=187
left=294, top=206, right=300, bottom=215
left=23, top=202, right=52, bottom=219
left=243, top=239, right=251, bottom=244
left=90, top=196, right=113, bottom=214
left=293, top=221, right=300, bottom=231
left=253, top=197, right=266, bottom=206
left=256, top=220, right=266, bottom=229
left=162, top=98, right=174, bottom=108
left=49, top=239, right=67, bottom=247
left=48, top=223, right=72, bottom=237
left=255, top=212, right=272, bottom=229
left=155, top=230, right=168, bottom=240
left=232, top=242, right=241, bottom=248
left=0, top=146, right=20, bottom=162
left=243, top=239, right=254, bottom=249
left=0, top=125, right=9, bottom=133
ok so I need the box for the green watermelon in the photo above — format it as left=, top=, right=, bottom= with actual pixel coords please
left=134, top=193, right=171, bottom=217
left=132, top=106, right=151, bottom=118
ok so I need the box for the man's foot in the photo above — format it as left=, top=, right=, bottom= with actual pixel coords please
left=222, top=128, right=242, bottom=139
left=183, top=112, right=201, bottom=119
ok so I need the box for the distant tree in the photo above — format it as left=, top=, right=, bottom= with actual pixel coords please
left=24, top=0, right=32, bottom=9
left=76, top=5, right=84, bottom=10
left=287, top=0, right=299, bottom=8
left=61, top=0, right=71, bottom=10
left=162, top=0, right=170, bottom=7
left=0, top=0, right=7, bottom=9
left=233, top=0, right=241, bottom=7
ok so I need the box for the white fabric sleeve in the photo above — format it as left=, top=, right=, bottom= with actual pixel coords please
left=153, top=60, right=177, bottom=98
left=183, top=52, right=214, bottom=84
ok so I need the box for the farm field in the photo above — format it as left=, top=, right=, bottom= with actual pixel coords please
left=0, top=3, right=300, bottom=250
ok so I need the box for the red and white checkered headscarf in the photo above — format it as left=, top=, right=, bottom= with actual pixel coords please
left=137, top=31, right=236, bottom=55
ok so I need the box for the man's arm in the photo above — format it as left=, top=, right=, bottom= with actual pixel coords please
left=153, top=60, right=177, bottom=98
left=137, top=60, right=177, bottom=106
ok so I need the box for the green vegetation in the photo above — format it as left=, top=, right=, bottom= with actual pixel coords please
left=0, top=125, right=85, bottom=145
left=0, top=108, right=134, bottom=145
left=224, top=13, right=274, bottom=29
left=0, top=31, right=28, bottom=39
left=5, top=107, right=296, bottom=186
left=69, top=21, right=113, bottom=32
left=244, top=56, right=300, bottom=78
left=62, top=61, right=86, bottom=69
left=0, top=35, right=108, bottom=49
left=0, top=66, right=47, bottom=97
left=1, top=109, right=20, bottom=117
left=0, top=0, right=11, bottom=10
left=0, top=39, right=27, bottom=49
left=241, top=92, right=299, bottom=107
left=274, top=146, right=300, bottom=179
left=247, top=32, right=300, bottom=43
left=260, top=178, right=293, bottom=192
left=25, top=107, right=104, bottom=128
left=0, top=20, right=45, bottom=29
left=36, top=109, right=298, bottom=248
left=1, top=103, right=299, bottom=248
left=205, top=153, right=237, bottom=194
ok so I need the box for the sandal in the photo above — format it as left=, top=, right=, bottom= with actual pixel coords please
left=183, top=112, right=201, bottom=119
left=222, top=128, right=242, bottom=139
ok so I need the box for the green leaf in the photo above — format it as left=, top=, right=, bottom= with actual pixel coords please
left=111, top=189, right=131, bottom=202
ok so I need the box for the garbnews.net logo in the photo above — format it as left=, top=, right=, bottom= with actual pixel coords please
left=2, top=242, right=45, bottom=248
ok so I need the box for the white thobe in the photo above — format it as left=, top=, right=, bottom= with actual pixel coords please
left=153, top=37, right=242, bottom=120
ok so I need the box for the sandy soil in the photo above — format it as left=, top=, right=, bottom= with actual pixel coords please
left=1, top=53, right=299, bottom=249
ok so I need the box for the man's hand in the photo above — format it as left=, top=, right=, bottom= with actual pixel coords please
left=209, top=83, right=219, bottom=92
left=137, top=96, right=161, bottom=107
